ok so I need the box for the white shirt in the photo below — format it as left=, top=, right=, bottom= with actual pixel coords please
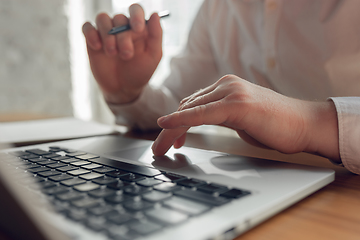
left=109, top=0, right=360, bottom=174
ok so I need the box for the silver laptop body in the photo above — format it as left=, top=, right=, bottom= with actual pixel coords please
left=0, top=135, right=334, bottom=240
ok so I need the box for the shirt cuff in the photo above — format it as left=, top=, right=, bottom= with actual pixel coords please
left=329, top=97, right=360, bottom=174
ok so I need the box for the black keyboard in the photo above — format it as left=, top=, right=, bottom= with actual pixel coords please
left=2, top=147, right=251, bottom=240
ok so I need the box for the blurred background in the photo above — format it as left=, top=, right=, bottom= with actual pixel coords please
left=0, top=0, right=204, bottom=124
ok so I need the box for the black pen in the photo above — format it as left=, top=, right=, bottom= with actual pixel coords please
left=108, top=10, right=170, bottom=35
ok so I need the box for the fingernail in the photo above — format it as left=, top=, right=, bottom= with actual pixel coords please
left=151, top=140, right=158, bottom=152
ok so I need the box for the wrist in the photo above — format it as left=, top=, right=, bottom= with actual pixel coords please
left=304, top=101, right=340, bottom=160
left=103, top=87, right=144, bottom=105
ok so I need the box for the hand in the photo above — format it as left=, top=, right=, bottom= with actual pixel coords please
left=152, top=75, right=340, bottom=162
left=82, top=4, right=163, bottom=104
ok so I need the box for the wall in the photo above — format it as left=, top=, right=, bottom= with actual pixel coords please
left=0, top=0, right=72, bottom=120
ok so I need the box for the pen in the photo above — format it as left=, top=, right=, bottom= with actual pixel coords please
left=108, top=10, right=170, bottom=35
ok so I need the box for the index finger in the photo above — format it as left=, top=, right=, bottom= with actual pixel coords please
left=129, top=4, right=145, bottom=33
left=158, top=101, right=228, bottom=129
left=96, top=13, right=117, bottom=56
left=152, top=127, right=189, bottom=156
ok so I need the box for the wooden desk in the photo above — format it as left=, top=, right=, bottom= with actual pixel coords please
left=126, top=128, right=360, bottom=240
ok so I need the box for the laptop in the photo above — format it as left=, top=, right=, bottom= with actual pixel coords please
left=0, top=135, right=334, bottom=240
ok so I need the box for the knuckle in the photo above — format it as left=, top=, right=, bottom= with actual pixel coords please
left=217, top=74, right=236, bottom=84
left=195, top=104, right=207, bottom=116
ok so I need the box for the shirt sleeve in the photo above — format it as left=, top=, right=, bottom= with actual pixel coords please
left=107, top=1, right=220, bottom=130
left=330, top=97, right=360, bottom=174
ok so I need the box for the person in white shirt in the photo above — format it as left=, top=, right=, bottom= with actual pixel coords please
left=82, top=0, right=360, bottom=174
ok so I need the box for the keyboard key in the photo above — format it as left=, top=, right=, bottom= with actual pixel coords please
left=32, top=176, right=46, bottom=182
left=105, top=194, right=135, bottom=204
left=142, top=190, right=172, bottom=202
left=74, top=154, right=99, bottom=160
left=123, top=200, right=154, bottom=212
left=145, top=207, right=188, bottom=225
left=163, top=196, right=210, bottom=216
left=92, top=166, right=115, bottom=174
left=37, top=160, right=57, bottom=166
left=57, top=165, right=79, bottom=172
left=88, top=188, right=116, bottom=198
left=177, top=178, right=206, bottom=188
left=42, top=153, right=61, bottom=159
left=136, top=178, right=163, bottom=187
left=92, top=176, right=117, bottom=185
left=49, top=174, right=73, bottom=182
left=52, top=156, right=73, bottom=161
left=155, top=173, right=186, bottom=182
left=66, top=152, right=87, bottom=157
left=85, top=217, right=108, bottom=232
left=27, top=166, right=50, bottom=173
left=67, top=169, right=91, bottom=176
left=43, top=186, right=69, bottom=195
left=27, top=157, right=47, bottom=163
left=49, top=149, right=62, bottom=153
left=9, top=151, right=30, bottom=157
left=38, top=181, right=57, bottom=189
left=72, top=198, right=101, bottom=208
left=20, top=163, right=39, bottom=169
left=120, top=173, right=145, bottom=182
left=174, top=189, right=230, bottom=206
left=37, top=170, right=62, bottom=178
left=60, top=158, right=81, bottom=164
left=153, top=182, right=182, bottom=192
left=197, top=184, right=229, bottom=194
left=107, top=213, right=136, bottom=225
left=47, top=163, right=67, bottom=169
left=61, top=178, right=86, bottom=187
left=123, top=185, right=152, bottom=196
left=90, top=157, right=161, bottom=177
left=128, top=221, right=162, bottom=236
left=220, top=188, right=251, bottom=199
left=71, top=161, right=91, bottom=167
left=62, top=149, right=78, bottom=153
left=25, top=149, right=52, bottom=156
left=106, top=180, right=131, bottom=190
left=20, top=154, right=39, bottom=160
left=108, top=227, right=140, bottom=240
left=81, top=163, right=102, bottom=170
left=56, top=191, right=84, bottom=201
left=88, top=205, right=116, bottom=216
left=73, top=183, right=100, bottom=192
left=105, top=170, right=129, bottom=178
left=79, top=172, right=104, bottom=180
left=67, top=209, right=88, bottom=221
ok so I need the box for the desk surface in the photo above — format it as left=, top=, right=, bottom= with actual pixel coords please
left=126, top=129, right=360, bottom=240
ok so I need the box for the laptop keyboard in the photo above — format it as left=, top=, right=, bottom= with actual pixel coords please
left=2, top=146, right=251, bottom=240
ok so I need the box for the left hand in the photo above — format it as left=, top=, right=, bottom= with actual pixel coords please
left=152, top=75, right=340, bottom=162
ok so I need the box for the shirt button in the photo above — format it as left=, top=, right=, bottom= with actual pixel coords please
left=267, top=58, right=276, bottom=69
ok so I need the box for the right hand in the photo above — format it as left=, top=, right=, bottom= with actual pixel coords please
left=82, top=4, right=163, bottom=104
left=152, top=75, right=340, bottom=162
